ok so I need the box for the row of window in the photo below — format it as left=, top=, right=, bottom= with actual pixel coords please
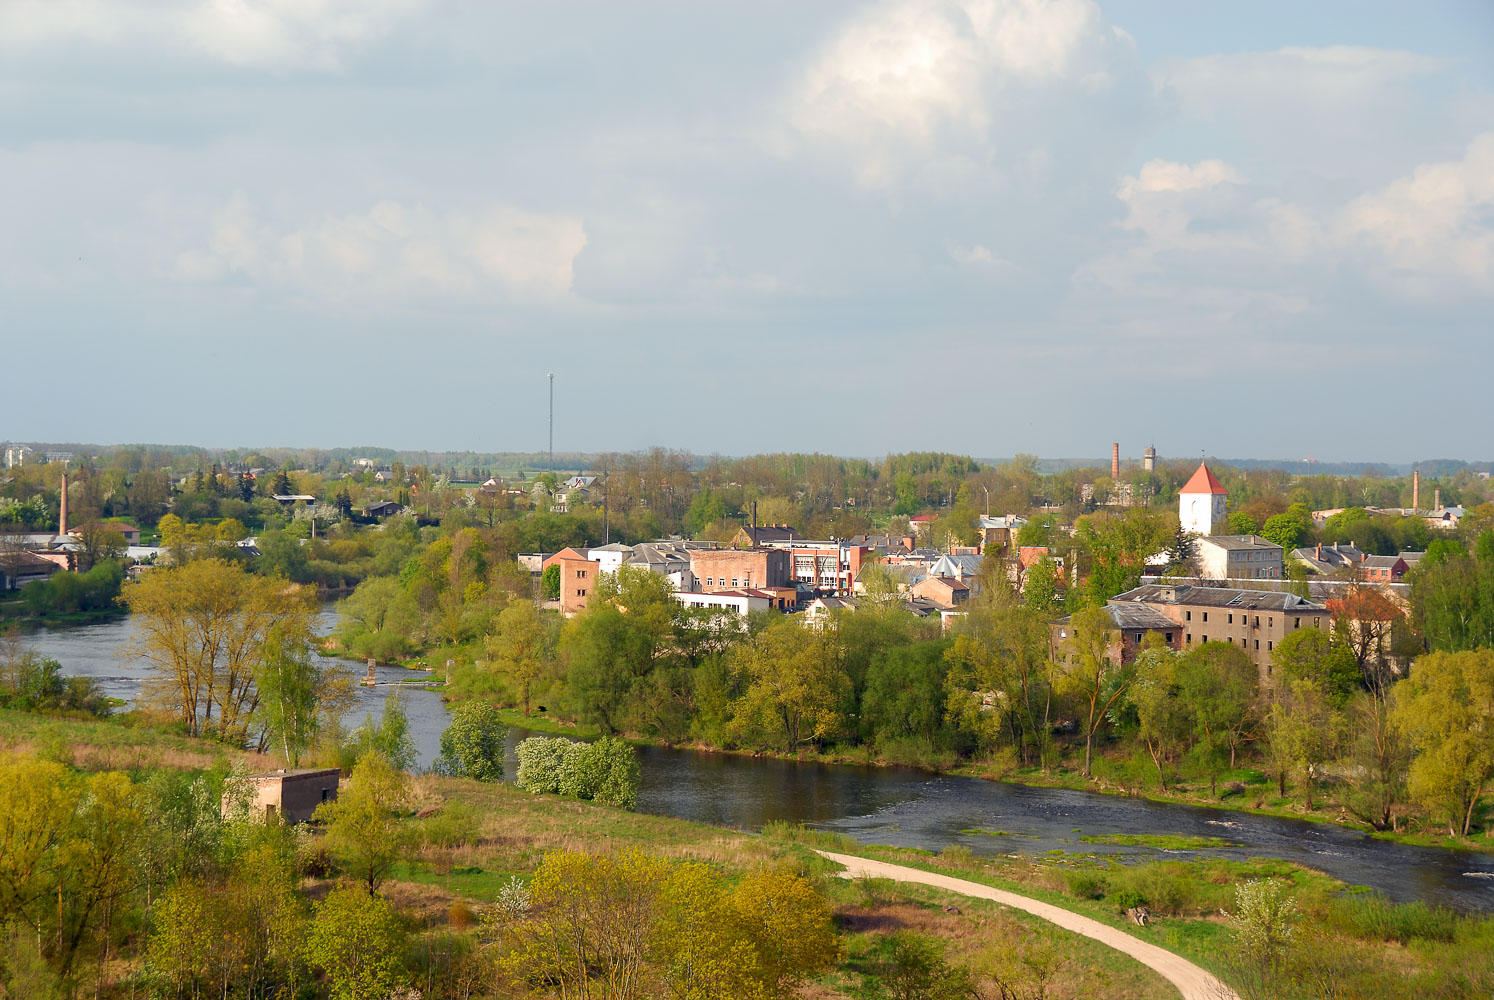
left=1182, top=611, right=1321, bottom=630
left=703, top=577, right=751, bottom=588
left=1185, top=634, right=1274, bottom=652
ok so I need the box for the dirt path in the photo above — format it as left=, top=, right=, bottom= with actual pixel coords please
left=817, top=851, right=1239, bottom=1000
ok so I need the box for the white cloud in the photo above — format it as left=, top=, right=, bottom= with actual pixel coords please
left=1339, top=132, right=1494, bottom=292
left=0, top=0, right=425, bottom=71
left=175, top=193, right=587, bottom=305
left=789, top=0, right=1136, bottom=187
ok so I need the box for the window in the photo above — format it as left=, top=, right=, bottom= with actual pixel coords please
left=1314, top=617, right=1321, bottom=627
left=1202, top=635, right=1208, bottom=643
left=1228, top=613, right=1233, bottom=624
left=732, top=578, right=739, bottom=588
left=1135, top=632, right=1143, bottom=642
left=1268, top=617, right=1273, bottom=627
left=1185, top=610, right=1192, bottom=621
left=1294, top=617, right=1301, bottom=629
left=1165, top=633, right=1173, bottom=643
left=1226, top=637, right=1232, bottom=644
left=1203, top=612, right=1209, bottom=622
left=1255, top=639, right=1260, bottom=650
left=1253, top=616, right=1259, bottom=627
left=1186, top=633, right=1192, bottom=644
left=1268, top=640, right=1273, bottom=651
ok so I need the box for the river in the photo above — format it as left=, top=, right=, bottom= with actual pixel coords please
left=16, top=612, right=1494, bottom=911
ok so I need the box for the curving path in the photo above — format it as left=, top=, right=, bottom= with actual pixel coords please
left=817, top=850, right=1239, bottom=1000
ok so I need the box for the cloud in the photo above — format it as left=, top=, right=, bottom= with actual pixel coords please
left=1340, top=132, right=1494, bottom=293
left=174, top=193, right=587, bottom=305
left=788, top=0, right=1140, bottom=187
left=0, top=0, right=426, bottom=72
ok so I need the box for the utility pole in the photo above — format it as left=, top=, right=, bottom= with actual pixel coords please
left=547, top=373, right=554, bottom=469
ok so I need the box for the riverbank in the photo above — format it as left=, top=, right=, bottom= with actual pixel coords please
left=0, top=601, right=129, bottom=626
left=480, top=706, right=1494, bottom=857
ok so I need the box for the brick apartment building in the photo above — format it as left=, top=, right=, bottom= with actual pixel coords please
left=689, top=548, right=791, bottom=591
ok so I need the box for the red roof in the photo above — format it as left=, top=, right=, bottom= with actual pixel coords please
left=1180, top=463, right=1228, bottom=496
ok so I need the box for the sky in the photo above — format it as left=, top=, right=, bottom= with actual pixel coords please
left=2, top=0, right=1491, bottom=463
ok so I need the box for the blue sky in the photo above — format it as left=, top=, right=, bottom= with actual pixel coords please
left=2, top=1, right=1490, bottom=462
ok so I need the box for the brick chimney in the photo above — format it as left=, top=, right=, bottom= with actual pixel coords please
left=1111, top=442, right=1120, bottom=480
left=58, top=472, right=68, bottom=537
left=1412, top=469, right=1420, bottom=511
left=1434, top=487, right=1442, bottom=511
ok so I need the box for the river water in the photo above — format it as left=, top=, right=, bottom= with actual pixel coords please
left=16, top=612, right=1494, bottom=911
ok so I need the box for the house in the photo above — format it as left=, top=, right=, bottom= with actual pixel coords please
left=558, top=556, right=597, bottom=616
left=761, top=540, right=871, bottom=596
left=1361, top=554, right=1409, bottom=584
left=480, top=477, right=504, bottom=492
left=67, top=521, right=142, bottom=545
left=978, top=515, right=1027, bottom=553
left=690, top=547, right=790, bottom=591
left=229, top=768, right=340, bottom=824
left=729, top=524, right=802, bottom=549
left=1109, top=583, right=1331, bottom=682
left=1195, top=535, right=1283, bottom=580
left=1291, top=542, right=1367, bottom=576
left=364, top=500, right=402, bottom=519
left=674, top=589, right=773, bottom=617
left=272, top=494, right=317, bottom=508
left=911, top=575, right=969, bottom=610
left=586, top=542, right=634, bottom=576
left=562, top=476, right=597, bottom=491
left=517, top=553, right=549, bottom=574
left=541, top=547, right=590, bottom=572
left=1426, top=505, right=1466, bottom=531
left=1050, top=603, right=1183, bottom=664
left=0, top=550, right=62, bottom=590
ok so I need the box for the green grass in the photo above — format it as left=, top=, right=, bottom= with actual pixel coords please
left=1079, top=833, right=1239, bottom=850
left=959, top=827, right=1038, bottom=838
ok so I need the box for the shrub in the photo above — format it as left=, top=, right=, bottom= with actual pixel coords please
left=1336, top=893, right=1460, bottom=944
left=939, top=844, right=974, bottom=867
left=515, top=737, right=569, bottom=794
left=1064, top=870, right=1108, bottom=900
left=432, top=701, right=508, bottom=781
left=1108, top=863, right=1195, bottom=916
left=447, top=900, right=475, bottom=930
left=515, top=735, right=640, bottom=810
left=1231, top=879, right=1299, bottom=968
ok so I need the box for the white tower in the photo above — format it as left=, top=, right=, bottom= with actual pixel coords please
left=1179, top=462, right=1227, bottom=535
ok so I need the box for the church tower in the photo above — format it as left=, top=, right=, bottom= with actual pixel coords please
left=1179, top=462, right=1227, bottom=535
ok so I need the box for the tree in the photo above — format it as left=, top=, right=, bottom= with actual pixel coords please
left=1338, top=689, right=1410, bottom=832
left=1394, top=649, right=1494, bottom=836
left=123, top=559, right=315, bottom=738
left=270, top=469, right=293, bottom=497
left=1177, top=642, right=1258, bottom=791
left=334, top=488, right=354, bottom=520
left=1060, top=605, right=1136, bottom=777
left=540, top=562, right=561, bottom=600
left=1263, top=679, right=1336, bottom=806
left=944, top=595, right=1053, bottom=767
left=1271, top=629, right=1360, bottom=707
left=1022, top=556, right=1061, bottom=612
left=1407, top=531, right=1494, bottom=652
left=728, top=866, right=840, bottom=998
left=1076, top=508, right=1176, bottom=602
left=304, top=887, right=406, bottom=1000
left=253, top=626, right=321, bottom=766
left=433, top=701, right=509, bottom=781
left=317, top=750, right=410, bottom=895
left=1128, top=643, right=1190, bottom=791
left=862, top=641, right=953, bottom=753
left=487, top=599, right=547, bottom=716
left=74, top=519, right=126, bottom=572
left=347, top=689, right=417, bottom=771
left=1261, top=511, right=1310, bottom=550
left=1226, top=512, right=1260, bottom=536
left=728, top=618, right=849, bottom=752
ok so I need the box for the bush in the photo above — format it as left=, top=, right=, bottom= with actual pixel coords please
left=1064, top=870, right=1108, bottom=900
left=1108, top=863, right=1196, bottom=916
left=422, top=801, right=481, bottom=849
left=515, top=735, right=640, bottom=810
left=432, top=701, right=508, bottom=781
left=1231, top=879, right=1299, bottom=968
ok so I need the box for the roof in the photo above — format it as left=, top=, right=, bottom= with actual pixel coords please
left=272, top=494, right=316, bottom=502
left=1113, top=583, right=1326, bottom=612
left=921, top=576, right=969, bottom=592
left=736, top=525, right=802, bottom=545
left=245, top=767, right=340, bottom=781
left=1361, top=555, right=1406, bottom=569
left=1060, top=603, right=1179, bottom=630
left=979, top=515, right=1027, bottom=530
left=929, top=552, right=983, bottom=577
left=1197, top=534, right=1281, bottom=552
left=1180, top=463, right=1228, bottom=496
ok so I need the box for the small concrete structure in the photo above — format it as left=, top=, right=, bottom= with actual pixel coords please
left=235, top=768, right=341, bottom=824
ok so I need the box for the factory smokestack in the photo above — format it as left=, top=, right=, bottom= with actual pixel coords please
left=59, top=472, right=68, bottom=537
left=1111, top=443, right=1120, bottom=480
left=1413, top=469, right=1420, bottom=512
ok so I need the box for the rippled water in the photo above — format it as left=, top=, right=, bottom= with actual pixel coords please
left=20, top=612, right=1494, bottom=911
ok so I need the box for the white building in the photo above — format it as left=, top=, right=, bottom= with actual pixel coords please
left=673, top=589, right=771, bottom=617
left=1179, top=462, right=1228, bottom=536
left=1195, top=535, right=1283, bottom=581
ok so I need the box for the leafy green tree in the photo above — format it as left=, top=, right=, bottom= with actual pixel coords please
left=1263, top=679, right=1337, bottom=806
left=1022, top=557, right=1061, bottom=613
left=304, top=886, right=406, bottom=1000
left=269, top=469, right=293, bottom=497
left=1271, top=629, right=1360, bottom=707
left=1226, top=512, right=1260, bottom=536
left=433, top=701, right=509, bottom=781
left=253, top=626, right=321, bottom=767
left=1261, top=511, right=1310, bottom=550
left=943, top=595, right=1053, bottom=767
left=728, top=619, right=849, bottom=751
left=540, top=562, right=561, bottom=600
left=486, top=598, right=548, bottom=716
left=1128, top=643, right=1189, bottom=791
left=1176, top=642, right=1258, bottom=789
left=1076, top=508, right=1176, bottom=603
left=1408, top=532, right=1494, bottom=652
left=317, top=750, right=410, bottom=895
left=346, top=690, right=417, bottom=771
left=1059, top=605, right=1136, bottom=777
left=1394, top=649, right=1494, bottom=836
left=1338, top=690, right=1410, bottom=832
left=862, top=640, right=954, bottom=754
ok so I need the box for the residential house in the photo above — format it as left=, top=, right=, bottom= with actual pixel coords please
left=364, top=500, right=402, bottom=519
left=1361, top=554, right=1409, bottom=584
left=674, top=589, right=773, bottom=617
left=1195, top=535, right=1283, bottom=580
left=67, top=521, right=142, bottom=545
left=978, top=514, right=1027, bottom=553
left=541, top=547, right=590, bottom=572
left=928, top=551, right=983, bottom=583
left=729, top=524, right=802, bottom=549
left=272, top=494, right=317, bottom=508
left=911, top=575, right=969, bottom=610
left=1290, top=542, right=1367, bottom=576
left=557, top=556, right=597, bottom=616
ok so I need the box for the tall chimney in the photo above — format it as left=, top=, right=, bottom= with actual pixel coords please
left=1111, top=443, right=1120, bottom=480
left=59, top=472, right=68, bottom=537
left=1434, top=487, right=1441, bottom=511
left=1412, top=469, right=1420, bottom=511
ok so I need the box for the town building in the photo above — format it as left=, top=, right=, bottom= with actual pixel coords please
left=1051, top=603, right=1183, bottom=664
left=689, top=547, right=790, bottom=591
left=1195, top=535, right=1283, bottom=580
left=673, top=589, right=773, bottom=617
left=1109, top=583, right=1331, bottom=681
left=557, top=556, right=598, bottom=616
left=364, top=500, right=402, bottom=519
left=911, top=575, right=970, bottom=609
left=1178, top=462, right=1229, bottom=536
left=978, top=515, right=1027, bottom=553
